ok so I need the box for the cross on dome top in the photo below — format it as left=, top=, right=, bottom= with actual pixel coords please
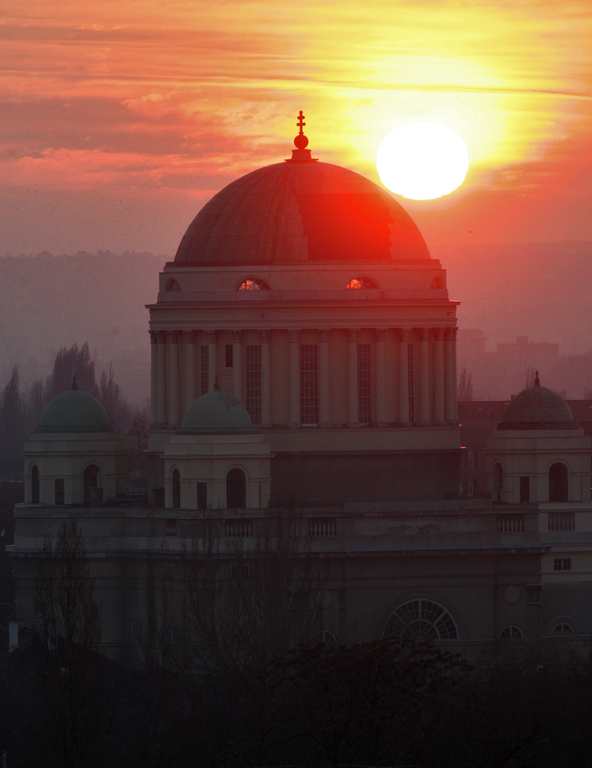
left=297, top=110, right=306, bottom=135
left=286, top=110, right=317, bottom=163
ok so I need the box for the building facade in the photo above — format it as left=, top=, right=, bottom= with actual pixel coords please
left=9, top=122, right=592, bottom=665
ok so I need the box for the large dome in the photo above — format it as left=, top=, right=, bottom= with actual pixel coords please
left=498, top=375, right=577, bottom=431
left=174, top=155, right=430, bottom=266
left=36, top=384, right=114, bottom=433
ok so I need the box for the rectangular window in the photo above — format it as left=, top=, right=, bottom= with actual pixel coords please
left=231, top=563, right=251, bottom=580
left=225, top=344, right=233, bottom=368
left=197, top=482, right=207, bottom=510
left=357, top=343, right=372, bottom=423
left=554, top=557, right=572, bottom=571
left=300, top=344, right=319, bottom=425
left=246, top=344, right=262, bottom=424
left=467, top=479, right=474, bottom=496
left=520, top=476, right=530, bottom=503
left=200, top=345, right=209, bottom=395
left=129, top=619, right=143, bottom=644
left=54, top=479, right=64, bottom=505
left=408, top=343, right=415, bottom=423
left=467, top=450, right=476, bottom=470
left=164, top=519, right=177, bottom=537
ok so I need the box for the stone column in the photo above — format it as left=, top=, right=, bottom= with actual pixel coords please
left=417, top=328, right=430, bottom=424
left=432, top=328, right=445, bottom=424
left=444, top=328, right=456, bottom=423
left=319, top=329, right=330, bottom=426
left=149, top=331, right=158, bottom=425
left=205, top=330, right=217, bottom=392
left=452, top=327, right=458, bottom=421
left=157, top=331, right=167, bottom=426
left=260, top=330, right=271, bottom=426
left=348, top=329, right=359, bottom=426
left=375, top=328, right=387, bottom=425
left=232, top=330, right=242, bottom=401
left=289, top=330, right=300, bottom=427
left=168, top=331, right=179, bottom=426
left=185, top=330, right=195, bottom=409
left=397, top=329, right=410, bottom=425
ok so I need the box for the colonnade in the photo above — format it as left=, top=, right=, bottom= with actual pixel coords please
left=150, top=327, right=458, bottom=429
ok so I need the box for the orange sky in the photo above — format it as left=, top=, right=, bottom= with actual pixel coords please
left=1, top=0, right=591, bottom=255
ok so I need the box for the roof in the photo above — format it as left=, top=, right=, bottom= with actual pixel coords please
left=181, top=386, right=256, bottom=433
left=36, top=384, right=114, bottom=433
left=497, top=375, right=578, bottom=431
left=174, top=159, right=431, bottom=266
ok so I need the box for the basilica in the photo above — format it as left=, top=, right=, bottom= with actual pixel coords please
left=10, top=117, right=592, bottom=664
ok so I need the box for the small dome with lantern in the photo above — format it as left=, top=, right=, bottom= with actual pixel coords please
left=497, top=372, right=577, bottom=431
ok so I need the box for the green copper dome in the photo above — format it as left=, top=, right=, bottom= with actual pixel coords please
left=36, top=384, right=114, bottom=433
left=498, top=373, right=577, bottom=431
left=181, top=386, right=255, bottom=433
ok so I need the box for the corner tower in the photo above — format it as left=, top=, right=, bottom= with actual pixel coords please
left=148, top=114, right=460, bottom=505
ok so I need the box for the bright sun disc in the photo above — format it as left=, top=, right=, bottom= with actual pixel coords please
left=377, top=122, right=469, bottom=200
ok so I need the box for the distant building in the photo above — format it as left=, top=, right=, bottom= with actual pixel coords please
left=495, top=336, right=559, bottom=382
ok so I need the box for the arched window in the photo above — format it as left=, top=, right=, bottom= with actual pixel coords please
left=550, top=620, right=576, bottom=636
left=164, top=278, right=181, bottom=292
left=345, top=276, right=379, bottom=290
left=493, top=463, right=503, bottom=502
left=500, top=625, right=524, bottom=640
left=171, top=468, right=181, bottom=509
left=315, top=629, right=337, bottom=645
left=226, top=468, right=246, bottom=508
left=237, top=277, right=270, bottom=291
left=83, top=464, right=101, bottom=505
left=31, top=465, right=39, bottom=503
left=549, top=462, right=568, bottom=502
left=384, top=599, right=458, bottom=641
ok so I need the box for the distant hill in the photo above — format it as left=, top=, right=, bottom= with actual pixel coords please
left=1, top=242, right=591, bottom=401
left=0, top=251, right=165, bottom=401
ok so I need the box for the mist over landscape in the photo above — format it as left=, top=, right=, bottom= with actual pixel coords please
left=2, top=240, right=591, bottom=403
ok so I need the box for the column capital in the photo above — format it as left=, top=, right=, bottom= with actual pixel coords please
left=231, top=330, right=242, bottom=344
left=157, top=330, right=167, bottom=343
left=348, top=328, right=360, bottom=343
left=149, top=330, right=158, bottom=344
left=183, top=329, right=195, bottom=343
left=318, top=329, right=330, bottom=343
left=415, top=327, right=428, bottom=342
left=167, top=330, right=180, bottom=343
left=444, top=327, right=458, bottom=341
left=289, top=329, right=300, bottom=344
left=204, top=330, right=216, bottom=344
left=432, top=327, right=444, bottom=341
left=375, top=328, right=388, bottom=342
left=396, top=328, right=410, bottom=343
left=259, top=329, right=270, bottom=343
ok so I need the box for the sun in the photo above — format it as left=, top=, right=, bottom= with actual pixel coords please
left=376, top=122, right=469, bottom=200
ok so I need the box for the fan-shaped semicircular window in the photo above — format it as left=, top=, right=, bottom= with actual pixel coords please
left=165, top=278, right=181, bottom=292
left=500, top=624, right=524, bottom=639
left=551, top=620, right=576, bottom=636
left=346, top=276, right=380, bottom=290
left=237, top=277, right=270, bottom=291
left=384, top=599, right=458, bottom=641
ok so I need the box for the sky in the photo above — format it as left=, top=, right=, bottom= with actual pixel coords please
left=1, top=0, right=592, bottom=256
